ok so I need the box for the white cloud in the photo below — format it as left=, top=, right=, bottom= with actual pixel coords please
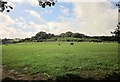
left=60, top=6, right=70, bottom=15
left=46, top=21, right=80, bottom=34
left=0, top=11, right=45, bottom=39
left=27, top=0, right=39, bottom=6
left=0, top=13, right=14, bottom=25
left=0, top=25, right=33, bottom=39
left=0, top=2, right=118, bottom=39
left=15, top=17, right=26, bottom=29
left=0, top=13, right=15, bottom=37
left=42, top=2, right=117, bottom=36
left=0, top=13, right=33, bottom=39
left=28, top=21, right=49, bottom=32
left=26, top=10, right=41, bottom=19
left=8, top=0, right=39, bottom=6
left=71, top=2, right=118, bottom=36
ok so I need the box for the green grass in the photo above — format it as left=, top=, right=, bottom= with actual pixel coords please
left=2, top=42, right=119, bottom=79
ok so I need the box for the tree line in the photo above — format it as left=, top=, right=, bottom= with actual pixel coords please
left=18, top=31, right=86, bottom=42
left=0, top=0, right=119, bottom=43
left=1, top=31, right=118, bottom=44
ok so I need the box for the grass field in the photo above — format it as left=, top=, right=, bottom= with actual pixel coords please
left=2, top=42, right=119, bottom=80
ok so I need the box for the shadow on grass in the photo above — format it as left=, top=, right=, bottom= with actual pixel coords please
left=1, top=77, right=50, bottom=82
left=2, top=73, right=120, bottom=82
left=55, top=74, right=94, bottom=82
left=105, top=71, right=120, bottom=80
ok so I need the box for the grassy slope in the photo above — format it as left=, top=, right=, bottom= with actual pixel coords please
left=2, top=42, right=119, bottom=78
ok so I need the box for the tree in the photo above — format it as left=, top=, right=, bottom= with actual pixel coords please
left=32, top=31, right=55, bottom=42
left=34, top=31, right=47, bottom=40
left=64, top=31, right=73, bottom=37
left=47, top=33, right=55, bottom=39
left=38, top=0, right=56, bottom=8
left=0, top=0, right=57, bottom=12
left=60, top=33, right=65, bottom=38
left=0, top=0, right=13, bottom=12
left=24, top=38, right=31, bottom=42
left=2, top=38, right=7, bottom=44
left=71, top=33, right=85, bottom=38
left=113, top=1, right=120, bottom=43
left=111, top=25, right=120, bottom=43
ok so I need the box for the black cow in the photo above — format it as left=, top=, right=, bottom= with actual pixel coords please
left=70, top=43, right=74, bottom=45
left=58, top=44, right=60, bottom=45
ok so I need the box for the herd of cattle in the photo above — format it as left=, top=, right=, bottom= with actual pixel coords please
left=58, top=43, right=74, bottom=45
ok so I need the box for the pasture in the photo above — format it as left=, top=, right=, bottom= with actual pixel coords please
left=2, top=42, right=119, bottom=80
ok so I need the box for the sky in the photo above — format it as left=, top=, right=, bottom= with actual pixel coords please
left=0, top=0, right=119, bottom=39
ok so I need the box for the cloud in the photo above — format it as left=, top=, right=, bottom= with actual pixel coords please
left=0, top=25, right=33, bottom=39
left=60, top=6, right=70, bottom=15
left=44, top=2, right=117, bottom=36
left=26, top=10, right=41, bottom=19
left=27, top=0, right=39, bottom=6
left=0, top=13, right=15, bottom=38
left=10, top=0, right=39, bottom=6
left=28, top=21, right=49, bottom=32
left=0, top=13, right=33, bottom=39
left=0, top=2, right=118, bottom=39
left=44, top=10, right=53, bottom=14
left=15, top=17, right=28, bottom=29
left=0, top=11, right=46, bottom=39
left=0, top=13, right=14, bottom=25
left=46, top=21, right=80, bottom=34
left=71, top=2, right=118, bottom=36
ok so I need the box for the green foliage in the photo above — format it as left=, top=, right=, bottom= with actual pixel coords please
left=30, top=31, right=87, bottom=42
left=111, top=25, right=120, bottom=43
left=0, top=0, right=56, bottom=13
left=31, top=31, right=55, bottom=42
left=38, top=0, right=56, bottom=8
left=64, top=31, right=73, bottom=37
left=59, top=33, right=65, bottom=38
left=1, top=31, right=117, bottom=44
left=71, top=33, right=85, bottom=38
left=35, top=31, right=47, bottom=39
left=0, top=0, right=13, bottom=12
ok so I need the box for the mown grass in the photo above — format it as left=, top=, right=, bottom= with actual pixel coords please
left=2, top=42, right=119, bottom=79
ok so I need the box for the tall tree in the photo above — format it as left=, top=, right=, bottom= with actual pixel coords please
left=71, top=33, right=85, bottom=38
left=32, top=31, right=55, bottom=41
left=111, top=25, right=120, bottom=43
left=64, top=31, right=73, bottom=37
left=47, top=33, right=55, bottom=39
left=60, top=33, right=65, bottom=38
left=38, top=0, right=56, bottom=8
left=0, top=0, right=13, bottom=12
left=34, top=31, right=47, bottom=40
left=112, top=1, right=120, bottom=43
left=0, top=0, right=57, bottom=12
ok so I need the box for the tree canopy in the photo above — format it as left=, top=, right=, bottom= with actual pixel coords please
left=71, top=33, right=85, bottom=38
left=64, top=31, right=73, bottom=37
left=0, top=0, right=57, bottom=12
left=111, top=1, right=120, bottom=43
left=0, top=0, right=13, bottom=12
left=111, top=25, right=120, bottom=43
left=38, top=0, right=56, bottom=8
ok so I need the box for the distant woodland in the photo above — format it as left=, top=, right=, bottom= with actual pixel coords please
left=1, top=31, right=118, bottom=44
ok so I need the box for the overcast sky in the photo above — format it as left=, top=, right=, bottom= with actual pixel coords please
left=0, top=0, right=118, bottom=39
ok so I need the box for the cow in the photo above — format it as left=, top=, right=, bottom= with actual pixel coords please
left=70, top=43, right=74, bottom=45
left=58, top=44, right=60, bottom=45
